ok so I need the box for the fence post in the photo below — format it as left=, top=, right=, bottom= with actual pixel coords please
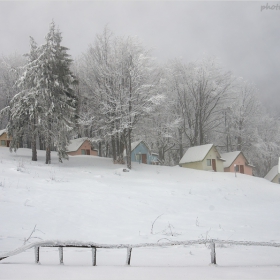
left=34, top=246, right=40, bottom=264
left=210, top=242, right=216, bottom=265
left=59, top=247, right=64, bottom=265
left=126, top=247, right=132, bottom=265
left=92, top=247, right=96, bottom=266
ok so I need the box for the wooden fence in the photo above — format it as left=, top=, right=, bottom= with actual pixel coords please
left=1, top=239, right=280, bottom=266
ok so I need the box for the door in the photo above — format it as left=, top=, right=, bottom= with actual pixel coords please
left=212, top=159, right=216, bottom=172
left=6, top=140, right=10, bottom=147
left=142, top=154, right=147, bottom=164
left=86, top=149, right=90, bottom=155
left=240, top=165, right=244, bottom=174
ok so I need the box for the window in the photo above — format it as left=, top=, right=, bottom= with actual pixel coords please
left=1, top=140, right=6, bottom=146
left=235, top=165, right=239, bottom=172
left=81, top=149, right=90, bottom=155
left=207, top=159, right=212, bottom=166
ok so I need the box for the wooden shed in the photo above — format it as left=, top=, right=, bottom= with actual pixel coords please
left=0, top=129, right=11, bottom=147
left=221, top=151, right=254, bottom=175
left=66, top=138, right=98, bottom=156
left=124, top=140, right=157, bottom=165
left=264, top=158, right=280, bottom=184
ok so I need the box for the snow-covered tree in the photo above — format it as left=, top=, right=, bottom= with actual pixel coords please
left=167, top=57, right=233, bottom=149
left=78, top=27, right=162, bottom=169
left=4, top=21, right=77, bottom=163
left=253, top=114, right=280, bottom=177
left=37, top=21, right=77, bottom=163
left=0, top=54, right=25, bottom=129
left=1, top=37, right=40, bottom=160
left=226, top=81, right=260, bottom=152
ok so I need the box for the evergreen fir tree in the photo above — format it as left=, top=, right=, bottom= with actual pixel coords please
left=5, top=21, right=77, bottom=163
left=7, top=36, right=40, bottom=161
left=34, top=21, right=78, bottom=163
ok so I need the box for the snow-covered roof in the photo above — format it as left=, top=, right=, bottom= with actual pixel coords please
left=221, top=151, right=242, bottom=168
left=131, top=140, right=142, bottom=151
left=66, top=138, right=89, bottom=152
left=264, top=165, right=278, bottom=182
left=221, top=151, right=255, bottom=168
left=179, top=144, right=216, bottom=164
left=264, top=158, right=280, bottom=182
left=0, top=129, right=6, bottom=137
left=123, top=140, right=150, bottom=157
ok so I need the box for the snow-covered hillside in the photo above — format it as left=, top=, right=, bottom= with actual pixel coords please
left=1, top=147, right=280, bottom=279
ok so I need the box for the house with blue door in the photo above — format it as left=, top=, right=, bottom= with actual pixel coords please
left=123, top=140, right=160, bottom=165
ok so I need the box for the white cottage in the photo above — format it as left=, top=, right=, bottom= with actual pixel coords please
left=179, top=144, right=225, bottom=172
left=264, top=158, right=280, bottom=184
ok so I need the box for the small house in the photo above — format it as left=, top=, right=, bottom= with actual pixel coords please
left=0, top=129, right=11, bottom=147
left=66, top=138, right=98, bottom=156
left=124, top=140, right=157, bottom=165
left=221, top=151, right=254, bottom=175
left=264, top=158, right=280, bottom=184
left=179, top=144, right=225, bottom=172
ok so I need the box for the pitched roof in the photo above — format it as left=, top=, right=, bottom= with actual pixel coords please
left=123, top=140, right=150, bottom=157
left=66, top=138, right=89, bottom=152
left=221, top=151, right=255, bottom=168
left=0, top=129, right=6, bottom=137
left=221, top=151, right=242, bottom=168
left=264, top=165, right=278, bottom=182
left=264, top=158, right=280, bottom=182
left=131, top=140, right=143, bottom=151
left=179, top=144, right=218, bottom=164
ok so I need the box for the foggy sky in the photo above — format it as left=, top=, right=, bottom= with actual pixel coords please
left=1, top=1, right=279, bottom=113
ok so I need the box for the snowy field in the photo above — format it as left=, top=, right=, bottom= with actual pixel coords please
left=1, top=147, right=280, bottom=279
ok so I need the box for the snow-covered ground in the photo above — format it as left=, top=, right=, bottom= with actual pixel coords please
left=1, top=147, right=280, bottom=279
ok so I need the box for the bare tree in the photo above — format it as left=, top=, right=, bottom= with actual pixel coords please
left=168, top=57, right=233, bottom=148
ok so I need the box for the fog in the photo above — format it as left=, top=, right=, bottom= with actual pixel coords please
left=1, top=1, right=279, bottom=113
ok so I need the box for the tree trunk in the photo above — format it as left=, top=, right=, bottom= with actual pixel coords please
left=98, top=141, right=102, bottom=157
left=31, top=118, right=37, bottom=161
left=119, top=132, right=125, bottom=164
left=199, top=124, right=204, bottom=145
left=237, top=120, right=242, bottom=150
left=45, top=120, right=51, bottom=164
left=126, top=128, right=132, bottom=169
left=111, top=134, right=116, bottom=163
left=31, top=134, right=37, bottom=161
left=116, top=132, right=120, bottom=162
left=178, top=128, right=183, bottom=160
left=45, top=142, right=51, bottom=164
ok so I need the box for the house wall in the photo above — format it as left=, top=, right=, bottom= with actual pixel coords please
left=224, top=153, right=253, bottom=175
left=272, top=174, right=280, bottom=184
left=0, top=132, right=11, bottom=147
left=201, top=147, right=224, bottom=172
left=67, top=140, right=98, bottom=156
left=181, top=146, right=224, bottom=172
left=181, top=161, right=203, bottom=170
left=131, top=142, right=151, bottom=164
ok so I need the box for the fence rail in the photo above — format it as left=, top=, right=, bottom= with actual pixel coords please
left=1, top=239, right=280, bottom=266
